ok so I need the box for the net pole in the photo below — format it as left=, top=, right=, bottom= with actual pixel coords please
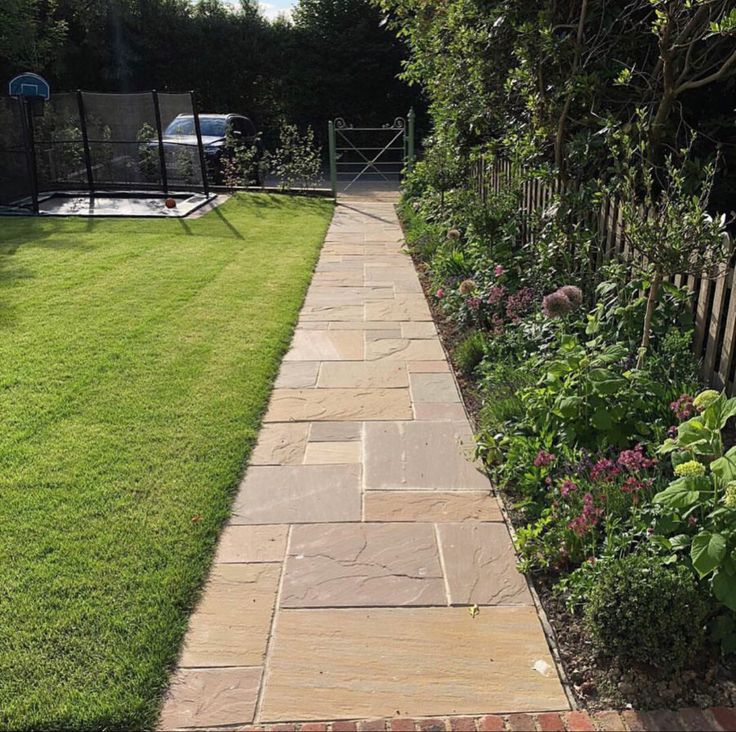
left=77, top=91, right=95, bottom=194
left=21, top=98, right=40, bottom=214
left=190, top=91, right=209, bottom=197
left=152, top=90, right=169, bottom=195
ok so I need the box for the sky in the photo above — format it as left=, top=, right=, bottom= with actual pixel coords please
left=258, top=0, right=295, bottom=20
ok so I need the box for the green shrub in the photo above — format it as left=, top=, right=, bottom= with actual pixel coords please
left=454, top=331, right=486, bottom=376
left=584, top=553, right=708, bottom=670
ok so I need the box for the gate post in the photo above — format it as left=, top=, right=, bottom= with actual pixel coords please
left=328, top=120, right=337, bottom=200
left=407, top=108, right=416, bottom=172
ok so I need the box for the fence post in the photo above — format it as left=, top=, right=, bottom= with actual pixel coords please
left=76, top=90, right=95, bottom=194
left=190, top=91, right=209, bottom=198
left=328, top=120, right=337, bottom=200
left=151, top=90, right=168, bottom=195
left=407, top=107, right=416, bottom=172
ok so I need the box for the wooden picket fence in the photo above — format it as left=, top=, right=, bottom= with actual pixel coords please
left=471, top=155, right=736, bottom=394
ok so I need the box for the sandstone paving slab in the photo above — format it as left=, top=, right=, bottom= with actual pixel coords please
left=159, top=666, right=261, bottom=730
left=274, top=362, right=321, bottom=389
left=300, top=304, right=363, bottom=321
left=413, top=403, right=468, bottom=421
left=304, top=286, right=394, bottom=305
left=284, top=331, right=364, bottom=362
left=437, top=523, right=533, bottom=606
left=318, top=361, right=408, bottom=388
left=366, top=338, right=445, bottom=362
left=264, top=388, right=412, bottom=422
left=179, top=564, right=279, bottom=667
left=258, top=607, right=568, bottom=721
left=231, top=464, right=361, bottom=524
left=409, top=373, right=461, bottom=403
left=365, top=296, right=433, bottom=322
left=364, top=422, right=488, bottom=491
left=363, top=491, right=502, bottom=523
left=308, top=421, right=362, bottom=442
left=250, top=422, right=309, bottom=465
left=281, top=523, right=445, bottom=607
left=407, top=360, right=451, bottom=373
left=295, top=321, right=329, bottom=330
left=401, top=322, right=438, bottom=339
left=311, top=272, right=365, bottom=287
left=327, top=320, right=404, bottom=330
left=215, top=525, right=288, bottom=564
left=303, top=441, right=362, bottom=464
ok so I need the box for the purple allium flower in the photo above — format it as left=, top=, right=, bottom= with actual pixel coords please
left=447, top=228, right=461, bottom=241
left=459, top=278, right=475, bottom=295
left=541, top=289, right=573, bottom=318
left=559, top=285, right=583, bottom=308
left=494, top=264, right=505, bottom=277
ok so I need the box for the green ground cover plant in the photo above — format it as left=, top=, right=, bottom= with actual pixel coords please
left=0, top=193, right=333, bottom=730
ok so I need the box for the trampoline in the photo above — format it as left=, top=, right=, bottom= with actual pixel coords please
left=0, top=86, right=214, bottom=217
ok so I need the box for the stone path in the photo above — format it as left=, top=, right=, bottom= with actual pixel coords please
left=159, top=200, right=569, bottom=730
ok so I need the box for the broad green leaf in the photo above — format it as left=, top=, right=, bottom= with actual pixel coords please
left=713, top=569, right=736, bottom=612
left=691, top=532, right=727, bottom=578
left=592, top=409, right=612, bottom=431
left=653, top=478, right=700, bottom=510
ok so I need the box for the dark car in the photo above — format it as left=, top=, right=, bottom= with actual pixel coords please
left=161, top=113, right=264, bottom=185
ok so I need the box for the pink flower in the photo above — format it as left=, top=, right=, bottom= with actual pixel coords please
left=506, top=287, right=535, bottom=322
left=435, top=288, right=444, bottom=299
left=487, top=285, right=506, bottom=306
left=591, top=458, right=620, bottom=482
left=560, top=479, right=577, bottom=497
left=534, top=450, right=555, bottom=468
left=494, top=264, right=505, bottom=277
left=671, top=394, right=695, bottom=421
left=466, top=296, right=481, bottom=310
left=617, top=444, right=656, bottom=472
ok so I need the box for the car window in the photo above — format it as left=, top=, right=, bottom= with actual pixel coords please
left=165, top=117, right=226, bottom=137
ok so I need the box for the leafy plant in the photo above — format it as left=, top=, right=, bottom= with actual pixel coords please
left=453, top=331, right=486, bottom=377
left=653, top=390, right=736, bottom=619
left=583, top=552, right=708, bottom=671
left=270, top=122, right=322, bottom=191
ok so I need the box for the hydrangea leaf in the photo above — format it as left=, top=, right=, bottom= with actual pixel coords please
left=691, top=531, right=726, bottom=578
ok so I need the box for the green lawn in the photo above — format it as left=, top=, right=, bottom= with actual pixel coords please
left=0, top=194, right=333, bottom=731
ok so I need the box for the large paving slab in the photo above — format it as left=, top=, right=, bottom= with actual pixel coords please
left=259, top=607, right=568, bottom=721
left=179, top=564, right=279, bottom=667
left=363, top=491, right=502, bottom=523
left=437, top=523, right=533, bottom=606
left=317, top=361, right=408, bottom=388
left=231, top=464, right=362, bottom=524
left=281, top=523, right=446, bottom=607
left=364, top=421, right=489, bottom=491
left=264, top=388, right=413, bottom=422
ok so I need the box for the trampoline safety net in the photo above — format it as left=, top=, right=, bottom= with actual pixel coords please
left=0, top=90, right=209, bottom=213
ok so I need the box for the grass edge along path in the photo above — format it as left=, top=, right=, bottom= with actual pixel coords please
left=0, top=193, right=333, bottom=731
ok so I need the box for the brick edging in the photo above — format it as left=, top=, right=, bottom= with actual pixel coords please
left=241, top=707, right=736, bottom=731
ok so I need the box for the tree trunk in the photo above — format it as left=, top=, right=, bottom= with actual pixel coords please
left=637, top=270, right=662, bottom=369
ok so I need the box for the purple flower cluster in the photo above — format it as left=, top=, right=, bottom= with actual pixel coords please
left=505, top=287, right=535, bottom=322
left=670, top=393, right=695, bottom=421
left=568, top=493, right=603, bottom=537
left=533, top=450, right=556, bottom=467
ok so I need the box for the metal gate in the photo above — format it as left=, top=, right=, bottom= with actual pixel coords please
left=328, top=109, right=415, bottom=197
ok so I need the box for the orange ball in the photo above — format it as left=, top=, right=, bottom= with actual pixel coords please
left=164, top=197, right=177, bottom=209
